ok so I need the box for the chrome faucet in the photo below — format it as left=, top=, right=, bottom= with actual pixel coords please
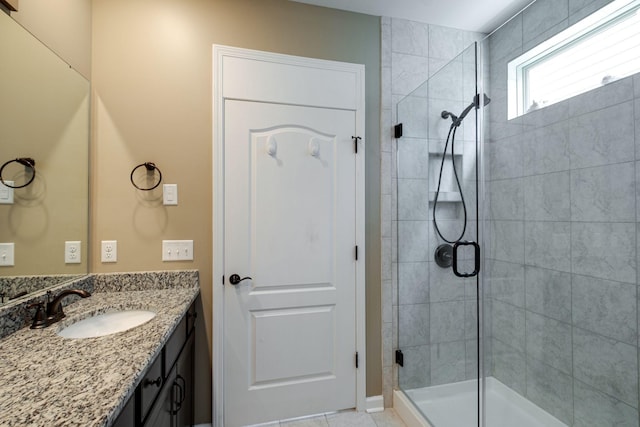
left=46, top=289, right=91, bottom=322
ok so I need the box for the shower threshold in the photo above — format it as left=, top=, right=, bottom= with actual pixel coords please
left=396, top=377, right=567, bottom=427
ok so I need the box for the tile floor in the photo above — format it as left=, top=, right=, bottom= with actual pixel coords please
left=265, top=409, right=408, bottom=427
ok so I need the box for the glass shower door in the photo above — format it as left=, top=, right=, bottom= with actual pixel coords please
left=395, top=42, right=483, bottom=427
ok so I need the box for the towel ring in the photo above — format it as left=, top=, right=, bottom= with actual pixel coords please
left=130, top=162, right=162, bottom=191
left=0, top=158, right=36, bottom=189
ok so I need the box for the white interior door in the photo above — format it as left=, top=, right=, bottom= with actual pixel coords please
left=223, top=100, right=357, bottom=426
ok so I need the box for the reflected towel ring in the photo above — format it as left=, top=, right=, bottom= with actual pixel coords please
left=130, top=162, right=162, bottom=191
left=0, top=158, right=36, bottom=188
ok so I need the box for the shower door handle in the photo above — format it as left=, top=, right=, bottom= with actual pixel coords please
left=452, top=240, right=480, bottom=278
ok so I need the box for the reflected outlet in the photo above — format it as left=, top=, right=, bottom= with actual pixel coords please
left=65, top=241, right=82, bottom=264
left=0, top=243, right=15, bottom=266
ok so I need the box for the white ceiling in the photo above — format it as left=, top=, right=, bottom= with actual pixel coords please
left=290, top=0, right=534, bottom=34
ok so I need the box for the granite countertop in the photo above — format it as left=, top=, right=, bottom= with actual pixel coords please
left=0, top=275, right=199, bottom=427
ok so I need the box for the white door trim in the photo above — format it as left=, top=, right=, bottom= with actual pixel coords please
left=212, top=45, right=366, bottom=427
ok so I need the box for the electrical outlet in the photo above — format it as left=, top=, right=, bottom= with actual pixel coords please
left=0, top=243, right=15, bottom=266
left=101, top=240, right=117, bottom=263
left=65, top=241, right=82, bottom=264
left=162, top=240, right=194, bottom=261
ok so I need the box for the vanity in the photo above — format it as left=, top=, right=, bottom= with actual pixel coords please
left=0, top=271, right=199, bottom=427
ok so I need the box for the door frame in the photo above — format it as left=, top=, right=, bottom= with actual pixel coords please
left=212, top=45, right=366, bottom=427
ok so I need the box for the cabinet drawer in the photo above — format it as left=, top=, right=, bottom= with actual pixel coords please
left=165, top=315, right=187, bottom=373
left=140, top=353, right=163, bottom=422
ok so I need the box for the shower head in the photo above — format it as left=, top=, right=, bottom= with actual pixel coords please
left=441, top=93, right=491, bottom=127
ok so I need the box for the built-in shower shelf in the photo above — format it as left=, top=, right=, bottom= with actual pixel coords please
left=428, top=141, right=463, bottom=156
left=429, top=191, right=462, bottom=202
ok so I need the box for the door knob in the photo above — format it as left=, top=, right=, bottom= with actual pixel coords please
left=229, top=274, right=252, bottom=285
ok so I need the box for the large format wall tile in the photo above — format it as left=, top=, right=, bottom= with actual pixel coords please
left=492, top=300, right=525, bottom=352
left=570, top=162, right=636, bottom=222
left=429, top=262, right=467, bottom=302
left=488, top=136, right=524, bottom=180
left=572, top=274, right=637, bottom=345
left=430, top=300, right=466, bottom=343
left=490, top=220, right=525, bottom=264
left=571, top=222, right=636, bottom=284
left=398, top=262, right=430, bottom=305
left=522, top=121, right=571, bottom=175
left=430, top=341, right=466, bottom=385
left=399, top=303, right=430, bottom=347
left=569, top=101, right=635, bottom=169
left=524, top=221, right=571, bottom=272
left=391, top=52, right=429, bottom=97
left=487, top=260, right=525, bottom=307
left=488, top=14, right=523, bottom=64
left=636, top=99, right=640, bottom=159
left=492, top=338, right=526, bottom=395
left=573, top=380, right=639, bottom=427
left=525, top=312, right=572, bottom=375
left=398, top=179, right=429, bottom=220
left=524, top=172, right=571, bottom=221
left=522, top=0, right=569, bottom=44
left=398, top=344, right=430, bottom=390
left=398, top=221, right=430, bottom=262
left=489, top=178, right=524, bottom=220
left=526, top=358, right=573, bottom=425
left=392, top=19, right=429, bottom=57
left=573, top=328, right=638, bottom=405
left=568, top=76, right=634, bottom=117
left=525, top=266, right=571, bottom=323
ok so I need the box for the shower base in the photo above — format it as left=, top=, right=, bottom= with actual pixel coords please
left=395, top=377, right=567, bottom=427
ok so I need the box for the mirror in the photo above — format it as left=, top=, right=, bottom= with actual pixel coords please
left=0, top=9, right=89, bottom=304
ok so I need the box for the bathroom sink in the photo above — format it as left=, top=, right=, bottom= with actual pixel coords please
left=57, top=310, right=156, bottom=339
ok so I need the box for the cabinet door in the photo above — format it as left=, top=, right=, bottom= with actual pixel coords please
left=146, top=367, right=176, bottom=427
left=175, top=333, right=194, bottom=427
left=112, top=395, right=135, bottom=427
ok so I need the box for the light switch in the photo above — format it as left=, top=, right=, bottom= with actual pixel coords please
left=163, top=184, right=178, bottom=206
left=0, top=181, right=14, bottom=205
left=162, top=240, right=193, bottom=261
left=0, top=243, right=14, bottom=266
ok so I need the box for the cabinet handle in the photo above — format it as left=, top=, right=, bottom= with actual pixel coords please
left=176, top=374, right=186, bottom=405
left=170, top=380, right=184, bottom=415
left=143, top=377, right=161, bottom=388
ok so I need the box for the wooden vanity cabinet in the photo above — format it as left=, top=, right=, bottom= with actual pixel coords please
left=112, top=297, right=198, bottom=427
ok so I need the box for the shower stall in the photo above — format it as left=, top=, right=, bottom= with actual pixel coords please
left=392, top=1, right=640, bottom=426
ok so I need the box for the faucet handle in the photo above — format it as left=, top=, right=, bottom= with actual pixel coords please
left=28, top=302, right=49, bottom=329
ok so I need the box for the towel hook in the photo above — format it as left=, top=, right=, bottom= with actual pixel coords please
left=0, top=158, right=36, bottom=188
left=130, top=162, right=162, bottom=191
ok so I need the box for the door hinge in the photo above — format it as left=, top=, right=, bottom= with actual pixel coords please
left=352, top=136, right=362, bottom=153
left=355, top=352, right=359, bottom=368
left=355, top=245, right=359, bottom=261
left=395, top=349, right=404, bottom=367
left=394, top=124, right=403, bottom=139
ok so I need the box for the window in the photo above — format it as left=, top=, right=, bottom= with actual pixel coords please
left=508, top=0, right=640, bottom=118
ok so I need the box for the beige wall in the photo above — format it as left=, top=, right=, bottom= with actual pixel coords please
left=11, top=0, right=91, bottom=79
left=91, top=0, right=382, bottom=419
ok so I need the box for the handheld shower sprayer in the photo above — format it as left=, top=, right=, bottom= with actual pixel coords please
left=433, top=93, right=491, bottom=254
left=441, top=93, right=491, bottom=127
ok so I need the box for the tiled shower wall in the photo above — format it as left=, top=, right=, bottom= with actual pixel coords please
left=380, top=16, right=483, bottom=406
left=486, top=0, right=640, bottom=424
